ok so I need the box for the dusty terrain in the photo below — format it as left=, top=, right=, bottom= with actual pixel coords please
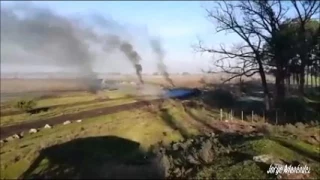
left=1, top=73, right=265, bottom=93
left=0, top=74, right=318, bottom=180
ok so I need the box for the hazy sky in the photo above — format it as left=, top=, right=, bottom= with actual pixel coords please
left=0, top=1, right=243, bottom=74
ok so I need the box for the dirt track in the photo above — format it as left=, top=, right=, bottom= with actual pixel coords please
left=0, top=99, right=164, bottom=140
left=0, top=97, right=132, bottom=116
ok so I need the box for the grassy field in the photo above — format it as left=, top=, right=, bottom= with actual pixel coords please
left=0, top=90, right=138, bottom=127
left=1, top=90, right=131, bottom=112
left=1, top=98, right=319, bottom=179
left=0, top=79, right=88, bottom=94
left=0, top=77, right=319, bottom=179
left=0, top=73, right=267, bottom=93
left=0, top=100, right=191, bottom=179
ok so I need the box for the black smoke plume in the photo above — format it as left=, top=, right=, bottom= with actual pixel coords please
left=119, top=42, right=144, bottom=84
left=150, top=38, right=174, bottom=87
left=1, top=3, right=146, bottom=92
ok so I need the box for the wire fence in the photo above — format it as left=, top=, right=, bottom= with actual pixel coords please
left=214, top=108, right=320, bottom=125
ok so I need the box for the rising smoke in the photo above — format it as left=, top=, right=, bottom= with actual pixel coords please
left=103, top=36, right=144, bottom=84
left=150, top=38, right=175, bottom=87
left=119, top=42, right=144, bottom=84
left=0, top=3, right=146, bottom=93
left=1, top=3, right=100, bottom=92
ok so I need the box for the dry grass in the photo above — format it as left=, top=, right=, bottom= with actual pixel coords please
left=0, top=90, right=137, bottom=127
left=0, top=99, right=319, bottom=179
left=0, top=79, right=88, bottom=93
left=1, top=90, right=128, bottom=112
left=0, top=98, right=137, bottom=127
left=0, top=101, right=199, bottom=179
left=1, top=73, right=271, bottom=94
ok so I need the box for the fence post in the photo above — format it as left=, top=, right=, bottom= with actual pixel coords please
left=225, top=111, right=228, bottom=121
left=276, top=110, right=278, bottom=125
left=251, top=110, right=254, bottom=123
left=230, top=110, right=233, bottom=121
left=241, top=110, right=244, bottom=122
left=220, top=109, right=223, bottom=121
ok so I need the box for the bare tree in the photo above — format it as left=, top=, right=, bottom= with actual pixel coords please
left=196, top=0, right=319, bottom=108
left=194, top=1, right=283, bottom=110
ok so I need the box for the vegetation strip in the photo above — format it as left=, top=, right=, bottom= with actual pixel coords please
left=0, top=98, right=129, bottom=116
left=0, top=99, right=163, bottom=140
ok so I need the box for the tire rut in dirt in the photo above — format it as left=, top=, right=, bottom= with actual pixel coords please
left=0, top=99, right=163, bottom=140
left=0, top=97, right=130, bottom=116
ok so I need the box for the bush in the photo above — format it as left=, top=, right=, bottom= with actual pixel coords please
left=150, top=134, right=231, bottom=179
left=14, top=99, right=37, bottom=112
left=204, top=89, right=235, bottom=109
left=276, top=96, right=307, bottom=112
left=275, top=97, right=308, bottom=122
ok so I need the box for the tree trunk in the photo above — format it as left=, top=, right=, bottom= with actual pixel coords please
left=306, top=66, right=309, bottom=90
left=257, top=61, right=271, bottom=111
left=299, top=63, right=306, bottom=96
left=287, top=75, right=291, bottom=93
left=275, top=65, right=286, bottom=104
left=311, top=67, right=314, bottom=89
left=316, top=68, right=319, bottom=89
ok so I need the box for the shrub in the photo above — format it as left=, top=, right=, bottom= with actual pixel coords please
left=276, top=97, right=307, bottom=113
left=14, top=99, right=37, bottom=112
left=295, top=122, right=306, bottom=130
left=151, top=134, right=231, bottom=179
left=284, top=123, right=297, bottom=134
left=275, top=97, right=308, bottom=123
left=204, top=89, right=235, bottom=109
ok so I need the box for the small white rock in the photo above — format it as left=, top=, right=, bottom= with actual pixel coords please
left=44, top=124, right=52, bottom=129
left=63, top=120, right=71, bottom=125
left=29, top=128, right=38, bottom=134
left=5, top=136, right=15, bottom=142
left=12, top=134, right=20, bottom=139
left=76, top=119, right=82, bottom=123
left=0, top=140, right=4, bottom=144
left=19, top=132, right=24, bottom=137
left=225, top=120, right=229, bottom=122
left=253, top=154, right=273, bottom=163
left=210, top=132, right=215, bottom=137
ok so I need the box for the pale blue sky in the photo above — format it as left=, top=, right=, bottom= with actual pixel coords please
left=2, top=1, right=243, bottom=73
left=1, top=1, right=309, bottom=74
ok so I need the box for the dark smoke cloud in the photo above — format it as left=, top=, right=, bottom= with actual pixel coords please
left=1, top=3, right=99, bottom=92
left=119, top=42, right=144, bottom=84
left=150, top=38, right=174, bottom=87
left=0, top=3, right=145, bottom=92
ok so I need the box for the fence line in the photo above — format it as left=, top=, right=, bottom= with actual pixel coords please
left=215, top=108, right=319, bottom=125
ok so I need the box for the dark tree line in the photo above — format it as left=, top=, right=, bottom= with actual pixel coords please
left=195, top=0, right=320, bottom=110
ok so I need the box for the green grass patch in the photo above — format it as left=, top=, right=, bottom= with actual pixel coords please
left=236, top=137, right=319, bottom=163
left=196, top=159, right=269, bottom=179
left=1, top=99, right=319, bottom=179
left=269, top=136, right=320, bottom=160
left=1, top=90, right=128, bottom=112
left=0, top=103, right=190, bottom=179
left=0, top=98, right=137, bottom=127
left=159, top=100, right=201, bottom=137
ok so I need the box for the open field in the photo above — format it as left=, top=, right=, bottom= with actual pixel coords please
left=0, top=73, right=266, bottom=93
left=1, top=99, right=319, bottom=179
left=1, top=84, right=320, bottom=179
left=0, top=75, right=319, bottom=179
